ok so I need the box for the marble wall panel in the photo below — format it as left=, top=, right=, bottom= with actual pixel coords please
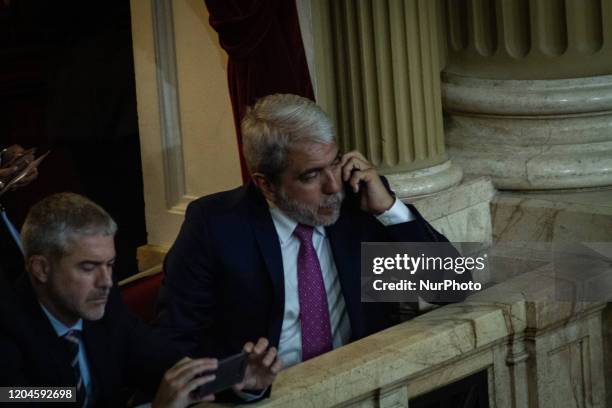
left=492, top=190, right=612, bottom=243
left=410, top=177, right=495, bottom=244
left=527, top=313, right=606, bottom=408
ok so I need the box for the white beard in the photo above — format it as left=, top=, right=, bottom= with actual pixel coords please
left=275, top=188, right=345, bottom=227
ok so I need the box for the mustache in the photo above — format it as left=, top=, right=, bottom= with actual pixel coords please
left=87, top=291, right=110, bottom=301
left=320, top=189, right=345, bottom=208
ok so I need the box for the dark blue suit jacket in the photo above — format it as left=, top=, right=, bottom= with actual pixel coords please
left=0, top=275, right=181, bottom=407
left=156, top=183, right=455, bottom=361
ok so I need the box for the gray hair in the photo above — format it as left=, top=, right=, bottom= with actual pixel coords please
left=241, top=94, right=335, bottom=182
left=21, top=192, right=117, bottom=263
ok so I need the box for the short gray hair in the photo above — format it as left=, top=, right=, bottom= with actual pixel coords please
left=241, top=94, right=335, bottom=181
left=21, top=192, right=117, bottom=262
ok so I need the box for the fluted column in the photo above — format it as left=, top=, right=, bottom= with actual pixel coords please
left=444, top=0, right=612, bottom=80
left=442, top=0, right=612, bottom=190
left=312, top=0, right=462, bottom=198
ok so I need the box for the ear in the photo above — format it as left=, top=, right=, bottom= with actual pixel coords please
left=251, top=173, right=278, bottom=203
left=27, top=255, right=52, bottom=284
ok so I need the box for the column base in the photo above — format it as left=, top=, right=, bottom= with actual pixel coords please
left=386, top=160, right=463, bottom=198
left=444, top=73, right=612, bottom=190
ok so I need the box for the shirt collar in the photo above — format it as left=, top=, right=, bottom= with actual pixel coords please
left=268, top=205, right=326, bottom=245
left=40, top=304, right=83, bottom=337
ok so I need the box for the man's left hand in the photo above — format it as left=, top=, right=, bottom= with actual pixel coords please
left=233, top=338, right=282, bottom=392
left=340, top=150, right=394, bottom=214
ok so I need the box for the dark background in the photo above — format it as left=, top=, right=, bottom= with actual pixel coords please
left=0, top=0, right=146, bottom=280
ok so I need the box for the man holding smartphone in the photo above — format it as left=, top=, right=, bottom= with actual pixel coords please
left=157, top=94, right=467, bottom=390
left=0, top=193, right=280, bottom=407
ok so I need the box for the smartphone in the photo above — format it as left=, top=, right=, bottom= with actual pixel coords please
left=343, top=169, right=364, bottom=208
left=191, top=351, right=249, bottom=399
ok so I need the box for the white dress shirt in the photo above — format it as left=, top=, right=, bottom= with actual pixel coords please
left=269, top=197, right=414, bottom=368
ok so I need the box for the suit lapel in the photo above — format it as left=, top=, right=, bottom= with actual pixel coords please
left=246, top=184, right=286, bottom=347
left=15, top=277, right=77, bottom=386
left=326, top=211, right=365, bottom=341
left=83, top=319, right=113, bottom=404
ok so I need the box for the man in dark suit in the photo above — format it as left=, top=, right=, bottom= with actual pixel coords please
left=0, top=193, right=280, bottom=407
left=157, top=94, right=466, bottom=372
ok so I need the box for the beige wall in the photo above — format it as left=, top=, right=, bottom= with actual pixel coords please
left=173, top=0, right=242, bottom=197
left=130, top=0, right=242, bottom=248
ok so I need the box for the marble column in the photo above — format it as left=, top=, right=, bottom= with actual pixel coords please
left=312, top=0, right=462, bottom=198
left=442, top=0, right=612, bottom=190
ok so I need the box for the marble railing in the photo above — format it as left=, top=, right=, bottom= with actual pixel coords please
left=198, top=264, right=607, bottom=407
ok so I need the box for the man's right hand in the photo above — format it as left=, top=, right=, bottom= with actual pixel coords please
left=0, top=166, right=18, bottom=185
left=152, top=357, right=218, bottom=408
left=340, top=150, right=394, bottom=215
left=0, top=145, right=38, bottom=188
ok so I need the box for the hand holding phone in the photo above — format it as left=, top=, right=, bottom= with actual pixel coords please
left=152, top=357, right=218, bottom=408
left=190, top=351, right=249, bottom=399
left=233, top=337, right=283, bottom=394
left=0, top=150, right=49, bottom=196
left=186, top=338, right=281, bottom=403
left=340, top=150, right=394, bottom=214
left=0, top=145, right=33, bottom=167
left=0, top=147, right=34, bottom=184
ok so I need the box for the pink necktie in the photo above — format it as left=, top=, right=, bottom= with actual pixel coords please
left=294, top=224, right=333, bottom=361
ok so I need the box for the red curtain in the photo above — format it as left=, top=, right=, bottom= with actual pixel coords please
left=205, top=0, right=314, bottom=182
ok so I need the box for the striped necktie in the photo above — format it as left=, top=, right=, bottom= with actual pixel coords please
left=63, top=330, right=87, bottom=407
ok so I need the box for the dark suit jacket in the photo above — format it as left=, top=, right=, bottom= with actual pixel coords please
left=157, top=183, right=461, bottom=361
left=0, top=275, right=181, bottom=407
left=0, top=204, right=24, bottom=283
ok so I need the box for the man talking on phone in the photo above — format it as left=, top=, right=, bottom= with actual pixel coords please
left=157, top=94, right=466, bottom=393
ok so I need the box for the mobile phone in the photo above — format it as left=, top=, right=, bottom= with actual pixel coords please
left=191, top=351, right=249, bottom=399
left=346, top=166, right=367, bottom=193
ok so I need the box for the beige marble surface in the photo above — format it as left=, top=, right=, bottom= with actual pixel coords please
left=408, top=176, right=495, bottom=221
left=492, top=189, right=612, bottom=242
left=196, top=263, right=607, bottom=407
left=408, top=176, right=495, bottom=244
left=472, top=242, right=551, bottom=286
left=226, top=304, right=516, bottom=408
left=136, top=244, right=168, bottom=272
